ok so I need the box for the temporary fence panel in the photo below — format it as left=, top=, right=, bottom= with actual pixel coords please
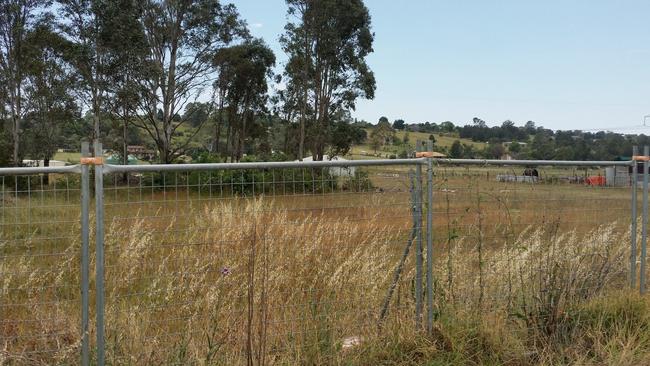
left=0, top=163, right=88, bottom=365
left=98, top=156, right=426, bottom=364
left=428, top=157, right=636, bottom=338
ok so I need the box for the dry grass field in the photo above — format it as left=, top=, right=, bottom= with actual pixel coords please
left=1, top=164, right=648, bottom=365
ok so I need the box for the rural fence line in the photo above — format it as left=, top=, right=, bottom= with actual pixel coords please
left=0, top=140, right=647, bottom=365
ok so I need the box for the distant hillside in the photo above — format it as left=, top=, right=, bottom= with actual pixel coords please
left=353, top=119, right=650, bottom=161
left=346, top=128, right=481, bottom=159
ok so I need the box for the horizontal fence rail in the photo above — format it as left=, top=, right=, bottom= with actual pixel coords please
left=102, top=157, right=428, bottom=174
left=1, top=141, right=647, bottom=365
left=0, top=165, right=82, bottom=176
left=432, top=158, right=634, bottom=167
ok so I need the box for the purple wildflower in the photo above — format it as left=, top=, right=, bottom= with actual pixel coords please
left=221, top=267, right=231, bottom=276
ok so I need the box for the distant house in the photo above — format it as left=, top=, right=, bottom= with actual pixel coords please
left=503, top=141, right=527, bottom=147
left=127, top=145, right=156, bottom=160
left=298, top=155, right=356, bottom=177
left=22, top=160, right=67, bottom=167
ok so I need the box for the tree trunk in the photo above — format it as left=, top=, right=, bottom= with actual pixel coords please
left=123, top=117, right=129, bottom=182
left=283, top=121, right=290, bottom=158
left=214, top=103, right=224, bottom=154
left=12, top=114, right=20, bottom=167
left=43, top=157, right=50, bottom=185
left=225, top=122, right=232, bottom=162
left=92, top=91, right=100, bottom=141
left=230, top=133, right=235, bottom=162
left=298, top=92, right=306, bottom=161
left=162, top=139, right=171, bottom=164
left=238, top=113, right=248, bottom=162
left=12, top=87, right=21, bottom=166
left=238, top=99, right=251, bottom=162
left=214, top=120, right=221, bottom=154
left=161, top=33, right=179, bottom=165
left=298, top=26, right=309, bottom=162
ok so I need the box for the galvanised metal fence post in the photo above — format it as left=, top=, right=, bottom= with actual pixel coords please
left=80, top=142, right=90, bottom=366
left=631, top=146, right=638, bottom=290
left=94, top=140, right=106, bottom=365
left=425, top=140, right=434, bottom=333
left=415, top=141, right=423, bottom=328
left=641, top=145, right=649, bottom=295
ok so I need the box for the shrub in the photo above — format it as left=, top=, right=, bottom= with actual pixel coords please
left=341, top=170, right=373, bottom=192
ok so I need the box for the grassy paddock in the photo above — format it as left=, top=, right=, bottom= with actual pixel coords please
left=0, top=165, right=644, bottom=365
left=348, top=130, right=484, bottom=159
left=53, top=152, right=82, bottom=164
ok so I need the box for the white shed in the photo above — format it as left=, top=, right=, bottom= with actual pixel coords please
left=298, top=155, right=356, bottom=177
left=22, top=159, right=67, bottom=167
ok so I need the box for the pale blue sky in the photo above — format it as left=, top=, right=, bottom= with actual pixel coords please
left=233, top=0, right=650, bottom=132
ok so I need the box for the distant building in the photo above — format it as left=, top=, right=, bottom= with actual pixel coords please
left=22, top=160, right=67, bottom=167
left=614, top=156, right=646, bottom=186
left=503, top=141, right=527, bottom=147
left=298, top=155, right=356, bottom=177
left=127, top=145, right=156, bottom=160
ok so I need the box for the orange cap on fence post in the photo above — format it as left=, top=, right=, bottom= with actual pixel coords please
left=415, top=151, right=446, bottom=158
left=80, top=157, right=104, bottom=165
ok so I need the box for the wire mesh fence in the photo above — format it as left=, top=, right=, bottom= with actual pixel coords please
left=2, top=142, right=650, bottom=365
left=100, top=163, right=422, bottom=364
left=429, top=160, right=634, bottom=337
left=0, top=169, right=85, bottom=365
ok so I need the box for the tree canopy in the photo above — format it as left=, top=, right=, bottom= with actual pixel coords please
left=0, top=0, right=647, bottom=168
left=280, top=0, right=376, bottom=160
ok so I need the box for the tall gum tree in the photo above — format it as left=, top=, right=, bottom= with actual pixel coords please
left=57, top=0, right=108, bottom=141
left=133, top=0, right=248, bottom=163
left=212, top=39, right=275, bottom=162
left=281, top=0, right=376, bottom=161
left=99, top=0, right=148, bottom=171
left=22, top=19, right=78, bottom=174
left=0, top=0, right=47, bottom=166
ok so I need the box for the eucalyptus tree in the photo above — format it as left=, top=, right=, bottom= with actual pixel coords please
left=272, top=78, right=306, bottom=159
left=0, top=0, right=48, bottom=166
left=212, top=39, right=275, bottom=162
left=280, top=0, right=376, bottom=161
left=183, top=102, right=211, bottom=128
left=98, top=0, right=148, bottom=167
left=326, top=109, right=366, bottom=157
left=280, top=15, right=309, bottom=160
left=133, top=0, right=248, bottom=163
left=56, top=0, right=109, bottom=141
left=370, top=117, right=394, bottom=148
left=22, top=20, right=78, bottom=177
left=0, top=71, right=11, bottom=166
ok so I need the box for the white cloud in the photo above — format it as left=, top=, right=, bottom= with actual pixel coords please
left=251, top=23, right=263, bottom=29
